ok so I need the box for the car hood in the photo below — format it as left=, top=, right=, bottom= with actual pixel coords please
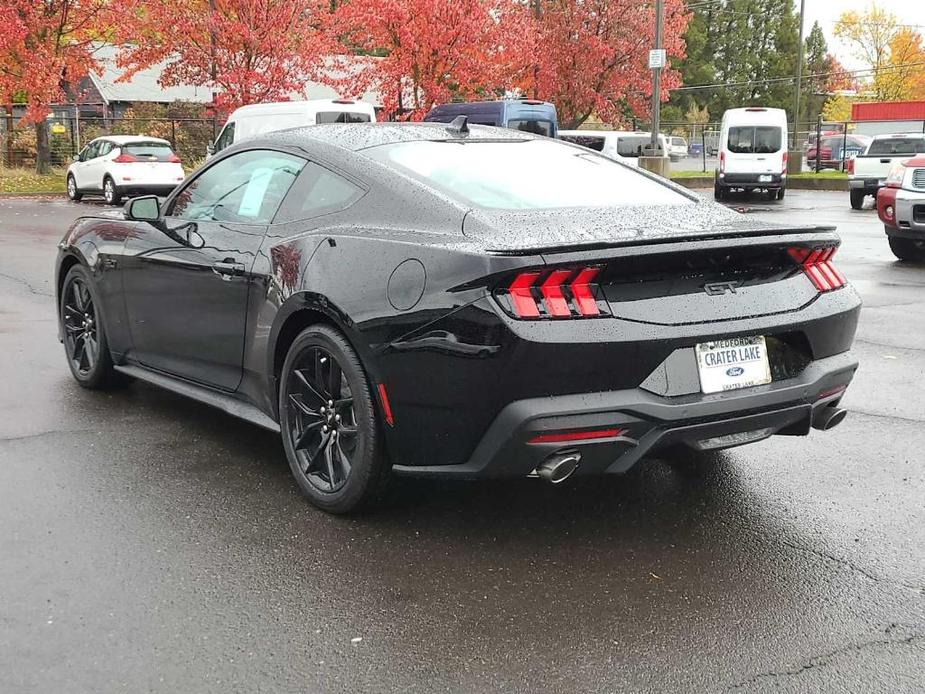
left=462, top=201, right=833, bottom=254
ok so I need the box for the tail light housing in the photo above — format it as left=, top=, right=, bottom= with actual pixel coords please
left=846, top=157, right=855, bottom=175
left=496, top=267, right=610, bottom=319
left=782, top=150, right=788, bottom=174
left=113, top=151, right=140, bottom=163
left=168, top=153, right=182, bottom=163
left=788, top=246, right=846, bottom=292
left=719, top=150, right=725, bottom=174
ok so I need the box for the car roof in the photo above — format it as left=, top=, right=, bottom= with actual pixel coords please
left=252, top=122, right=538, bottom=152
left=872, top=133, right=925, bottom=139
left=90, top=135, right=171, bottom=145
left=230, top=99, right=375, bottom=117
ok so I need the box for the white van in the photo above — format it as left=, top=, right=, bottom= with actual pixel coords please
left=558, top=130, right=668, bottom=165
left=209, top=99, right=377, bottom=157
left=715, top=107, right=788, bottom=200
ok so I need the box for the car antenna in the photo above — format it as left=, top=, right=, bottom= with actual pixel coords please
left=445, top=115, right=470, bottom=136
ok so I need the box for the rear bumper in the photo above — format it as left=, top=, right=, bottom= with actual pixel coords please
left=114, top=184, right=179, bottom=197
left=392, top=351, right=858, bottom=479
left=718, top=173, right=784, bottom=188
left=849, top=177, right=884, bottom=192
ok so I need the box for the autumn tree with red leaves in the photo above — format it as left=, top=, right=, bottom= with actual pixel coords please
left=331, top=0, right=533, bottom=118
left=529, top=0, right=689, bottom=129
left=116, top=0, right=336, bottom=112
left=0, top=0, right=109, bottom=172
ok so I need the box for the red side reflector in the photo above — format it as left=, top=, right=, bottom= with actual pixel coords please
left=539, top=269, right=572, bottom=317
left=570, top=267, right=600, bottom=316
left=508, top=272, right=541, bottom=318
left=377, top=383, right=394, bottom=426
left=529, top=428, right=625, bottom=444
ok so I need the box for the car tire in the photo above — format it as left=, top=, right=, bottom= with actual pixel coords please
left=714, top=181, right=726, bottom=201
left=777, top=187, right=785, bottom=200
left=279, top=324, right=391, bottom=514
left=60, top=264, right=119, bottom=389
left=849, top=189, right=865, bottom=210
left=888, top=236, right=925, bottom=262
left=66, top=174, right=82, bottom=201
left=103, top=176, right=121, bottom=206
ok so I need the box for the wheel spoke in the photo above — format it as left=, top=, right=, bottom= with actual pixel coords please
left=322, top=440, right=337, bottom=489
left=64, top=304, right=81, bottom=317
left=288, top=392, right=320, bottom=418
left=301, top=431, right=330, bottom=474
left=72, top=284, right=85, bottom=311
left=334, top=438, right=352, bottom=479
left=293, top=369, right=327, bottom=405
left=72, top=333, right=86, bottom=364
left=83, top=335, right=98, bottom=368
left=64, top=323, right=83, bottom=333
left=327, top=365, right=343, bottom=401
left=293, top=419, right=324, bottom=450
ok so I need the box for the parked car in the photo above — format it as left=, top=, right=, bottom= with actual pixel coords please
left=806, top=134, right=871, bottom=171
left=668, top=136, right=689, bottom=161
left=876, top=156, right=925, bottom=260
left=55, top=123, right=859, bottom=513
left=715, top=107, right=789, bottom=201
left=557, top=130, right=638, bottom=166
left=209, top=99, right=376, bottom=157
left=423, top=99, right=558, bottom=137
left=847, top=133, right=925, bottom=210
left=66, top=136, right=185, bottom=205
left=571, top=130, right=669, bottom=160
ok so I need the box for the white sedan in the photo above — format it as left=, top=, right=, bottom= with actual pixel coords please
left=66, top=135, right=186, bottom=205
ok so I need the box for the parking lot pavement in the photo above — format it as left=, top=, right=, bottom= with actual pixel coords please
left=1, top=193, right=923, bottom=693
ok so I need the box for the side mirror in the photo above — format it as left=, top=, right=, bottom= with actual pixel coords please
left=124, top=195, right=160, bottom=221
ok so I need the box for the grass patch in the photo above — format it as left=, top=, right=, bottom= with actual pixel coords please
left=669, top=170, right=847, bottom=180
left=0, top=167, right=67, bottom=195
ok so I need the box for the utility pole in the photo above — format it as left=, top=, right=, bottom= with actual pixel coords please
left=650, top=0, right=664, bottom=154
left=792, top=0, right=806, bottom=149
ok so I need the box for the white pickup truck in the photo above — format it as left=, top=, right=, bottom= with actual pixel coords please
left=848, top=133, right=925, bottom=209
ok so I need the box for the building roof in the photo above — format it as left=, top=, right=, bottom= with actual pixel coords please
left=86, top=44, right=383, bottom=107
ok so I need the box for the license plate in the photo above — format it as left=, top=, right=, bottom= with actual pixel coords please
left=695, top=336, right=772, bottom=394
left=758, top=174, right=772, bottom=183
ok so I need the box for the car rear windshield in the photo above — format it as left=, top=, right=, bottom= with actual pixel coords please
left=315, top=111, right=372, bottom=124
left=727, top=126, right=782, bottom=154
left=507, top=119, right=554, bottom=137
left=122, top=143, right=175, bottom=160
left=867, top=137, right=925, bottom=155
left=559, top=135, right=605, bottom=152
left=366, top=139, right=693, bottom=210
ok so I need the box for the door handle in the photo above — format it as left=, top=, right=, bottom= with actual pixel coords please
left=212, top=260, right=245, bottom=279
left=880, top=159, right=891, bottom=164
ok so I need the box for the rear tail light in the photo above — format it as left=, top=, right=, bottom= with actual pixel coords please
left=846, top=157, right=855, bottom=175
left=168, top=153, right=182, bottom=163
left=719, top=150, right=725, bottom=174
left=113, top=152, right=140, bottom=163
left=788, top=246, right=846, bottom=292
left=782, top=150, right=788, bottom=174
left=497, top=267, right=609, bottom=319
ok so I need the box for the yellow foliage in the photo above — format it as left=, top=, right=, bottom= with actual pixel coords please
left=876, top=28, right=925, bottom=101
left=821, top=94, right=853, bottom=123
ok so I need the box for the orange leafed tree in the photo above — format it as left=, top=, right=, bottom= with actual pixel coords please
left=877, top=28, right=925, bottom=101
left=528, top=0, right=690, bottom=129
left=0, top=0, right=110, bottom=172
left=115, top=0, right=336, bottom=112
left=331, top=0, right=534, bottom=119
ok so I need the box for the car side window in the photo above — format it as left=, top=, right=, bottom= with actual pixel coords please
left=83, top=142, right=100, bottom=160
left=275, top=162, right=364, bottom=223
left=97, top=141, right=113, bottom=157
left=214, top=122, right=235, bottom=153
left=168, top=149, right=305, bottom=224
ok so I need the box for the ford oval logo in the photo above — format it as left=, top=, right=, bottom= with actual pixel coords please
left=726, top=366, right=744, bottom=377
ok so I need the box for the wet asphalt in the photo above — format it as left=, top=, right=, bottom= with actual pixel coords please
left=0, top=191, right=923, bottom=693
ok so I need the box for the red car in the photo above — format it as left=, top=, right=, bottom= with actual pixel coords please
left=877, top=155, right=925, bottom=260
left=807, top=135, right=871, bottom=171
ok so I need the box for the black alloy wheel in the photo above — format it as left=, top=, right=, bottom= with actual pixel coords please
left=279, top=325, right=389, bottom=513
left=60, top=265, right=117, bottom=388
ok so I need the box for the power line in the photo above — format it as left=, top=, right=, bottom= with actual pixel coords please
left=670, top=60, right=925, bottom=92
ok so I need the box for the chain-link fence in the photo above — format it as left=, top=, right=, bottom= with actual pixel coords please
left=1, top=115, right=219, bottom=170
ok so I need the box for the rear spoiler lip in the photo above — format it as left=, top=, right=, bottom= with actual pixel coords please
left=483, top=225, right=839, bottom=257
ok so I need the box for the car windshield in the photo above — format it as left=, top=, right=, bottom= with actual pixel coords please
left=123, top=142, right=175, bottom=161
left=727, top=126, right=782, bottom=154
left=507, top=119, right=554, bottom=137
left=366, top=139, right=693, bottom=210
left=868, top=137, right=925, bottom=155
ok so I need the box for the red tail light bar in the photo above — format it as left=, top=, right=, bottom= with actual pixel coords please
left=113, top=152, right=140, bottom=163
left=497, top=267, right=609, bottom=319
left=788, top=246, right=846, bottom=292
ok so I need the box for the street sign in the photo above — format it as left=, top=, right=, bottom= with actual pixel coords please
left=648, top=49, right=667, bottom=69
left=51, top=123, right=66, bottom=135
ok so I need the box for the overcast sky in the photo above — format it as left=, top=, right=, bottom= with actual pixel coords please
left=801, top=0, right=925, bottom=71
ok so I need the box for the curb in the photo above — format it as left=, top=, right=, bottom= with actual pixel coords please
left=670, top=176, right=849, bottom=192
left=0, top=192, right=66, bottom=199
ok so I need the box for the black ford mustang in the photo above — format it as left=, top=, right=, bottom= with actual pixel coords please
left=56, top=122, right=860, bottom=513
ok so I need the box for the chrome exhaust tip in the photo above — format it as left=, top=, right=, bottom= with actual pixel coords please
left=535, top=452, right=581, bottom=484
left=813, top=406, right=847, bottom=431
